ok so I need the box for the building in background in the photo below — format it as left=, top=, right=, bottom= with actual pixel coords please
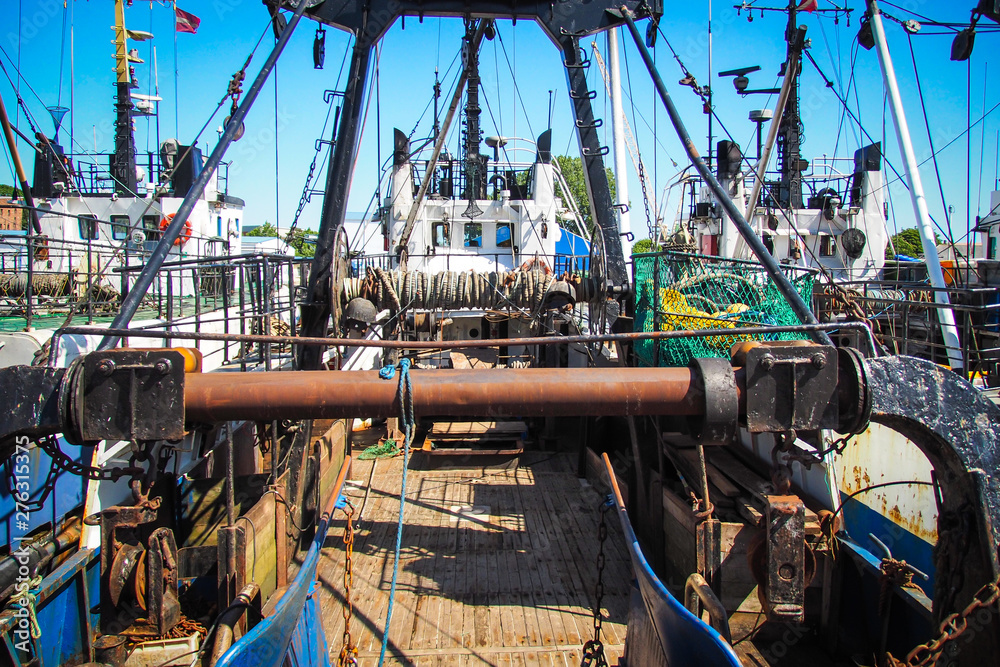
left=0, top=200, right=21, bottom=231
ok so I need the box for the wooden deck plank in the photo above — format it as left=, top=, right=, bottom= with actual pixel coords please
left=319, top=455, right=630, bottom=665
left=510, top=469, right=559, bottom=650
left=522, top=473, right=575, bottom=649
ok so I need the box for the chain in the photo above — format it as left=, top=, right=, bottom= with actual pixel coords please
left=637, top=160, right=655, bottom=241
left=227, top=54, right=252, bottom=117
left=886, top=571, right=1000, bottom=666
left=769, top=430, right=796, bottom=495
left=338, top=502, right=359, bottom=666
left=581, top=496, right=614, bottom=667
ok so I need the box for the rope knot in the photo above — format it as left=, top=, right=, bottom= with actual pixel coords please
left=10, top=575, right=43, bottom=640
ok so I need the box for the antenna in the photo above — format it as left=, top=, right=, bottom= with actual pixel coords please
left=736, top=0, right=853, bottom=25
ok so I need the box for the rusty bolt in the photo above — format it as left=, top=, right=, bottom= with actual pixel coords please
left=155, top=358, right=172, bottom=375
left=96, top=359, right=115, bottom=376
left=811, top=353, right=827, bottom=369
left=760, top=353, right=776, bottom=371
left=778, top=563, right=796, bottom=581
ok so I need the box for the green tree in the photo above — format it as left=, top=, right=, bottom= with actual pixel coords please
left=0, top=184, right=15, bottom=197
left=886, top=227, right=942, bottom=259
left=245, top=221, right=279, bottom=237
left=285, top=228, right=317, bottom=257
left=631, top=238, right=660, bottom=254
left=553, top=156, right=616, bottom=231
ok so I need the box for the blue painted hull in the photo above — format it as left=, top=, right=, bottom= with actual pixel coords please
left=604, top=457, right=741, bottom=666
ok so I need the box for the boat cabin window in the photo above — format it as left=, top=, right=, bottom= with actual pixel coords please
left=820, top=235, right=837, bottom=257
left=143, top=215, right=162, bottom=242
left=78, top=214, right=99, bottom=240
left=464, top=223, right=482, bottom=248
left=432, top=221, right=450, bottom=247
left=217, top=215, right=223, bottom=238
left=496, top=223, right=513, bottom=248
left=110, top=215, right=129, bottom=241
left=989, top=235, right=997, bottom=260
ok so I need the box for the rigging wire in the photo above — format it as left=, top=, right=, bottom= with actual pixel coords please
left=905, top=32, right=953, bottom=242
left=977, top=62, right=988, bottom=219
left=493, top=30, right=534, bottom=140
left=57, top=1, right=68, bottom=111
left=967, top=58, right=972, bottom=248
left=290, top=35, right=355, bottom=231
left=0, top=16, right=275, bottom=326
left=802, top=49, right=965, bottom=246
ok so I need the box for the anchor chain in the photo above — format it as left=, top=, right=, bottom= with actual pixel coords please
left=338, top=501, right=358, bottom=667
left=887, top=572, right=1000, bottom=667
left=582, top=495, right=615, bottom=667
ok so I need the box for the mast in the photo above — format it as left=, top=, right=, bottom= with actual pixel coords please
left=432, top=69, right=441, bottom=141
left=462, top=19, right=486, bottom=204
left=608, top=28, right=631, bottom=239
left=111, top=0, right=137, bottom=196
left=865, top=0, right=964, bottom=371
left=776, top=0, right=803, bottom=209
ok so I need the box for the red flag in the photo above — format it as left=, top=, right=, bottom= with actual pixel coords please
left=796, top=0, right=818, bottom=11
left=175, top=6, right=201, bottom=34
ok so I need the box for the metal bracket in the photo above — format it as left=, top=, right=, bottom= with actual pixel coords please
left=0, top=365, right=66, bottom=452
left=764, top=494, right=806, bottom=623
left=75, top=350, right=186, bottom=443
left=744, top=343, right=838, bottom=432
left=570, top=88, right=598, bottom=100
left=581, top=145, right=610, bottom=157
left=688, top=357, right=738, bottom=446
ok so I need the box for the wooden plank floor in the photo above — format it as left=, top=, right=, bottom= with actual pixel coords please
left=317, top=452, right=631, bottom=666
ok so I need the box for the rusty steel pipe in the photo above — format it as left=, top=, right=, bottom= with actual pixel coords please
left=185, top=367, right=744, bottom=423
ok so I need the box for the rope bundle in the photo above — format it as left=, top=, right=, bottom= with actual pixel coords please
left=345, top=266, right=563, bottom=312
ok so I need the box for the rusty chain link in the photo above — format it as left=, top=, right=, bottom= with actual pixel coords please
left=886, top=571, right=1000, bottom=667
left=338, top=502, right=358, bottom=667
left=581, top=496, right=614, bottom=667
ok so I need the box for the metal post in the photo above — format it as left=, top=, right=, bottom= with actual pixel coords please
left=25, top=233, right=33, bottom=331
left=299, top=16, right=387, bottom=369
left=562, top=34, right=628, bottom=288
left=747, top=46, right=799, bottom=218
left=866, top=0, right=963, bottom=370
left=618, top=8, right=830, bottom=345
left=608, top=28, right=631, bottom=240
left=99, top=0, right=310, bottom=350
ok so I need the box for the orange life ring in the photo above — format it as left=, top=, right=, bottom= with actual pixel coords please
left=159, top=213, right=192, bottom=246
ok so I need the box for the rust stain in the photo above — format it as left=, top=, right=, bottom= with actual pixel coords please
left=887, top=504, right=937, bottom=542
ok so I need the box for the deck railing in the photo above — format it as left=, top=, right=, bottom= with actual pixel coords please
left=813, top=279, right=1000, bottom=385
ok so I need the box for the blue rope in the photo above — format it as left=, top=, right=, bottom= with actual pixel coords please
left=378, top=358, right=413, bottom=665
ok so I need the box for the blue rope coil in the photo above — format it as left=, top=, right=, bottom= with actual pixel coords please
left=378, top=358, right=414, bottom=665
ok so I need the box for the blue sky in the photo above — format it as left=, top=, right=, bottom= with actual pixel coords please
left=1, top=0, right=996, bottom=244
